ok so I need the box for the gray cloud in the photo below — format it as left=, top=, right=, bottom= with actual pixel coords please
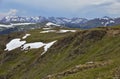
left=1, top=0, right=120, bottom=18
left=7, top=1, right=109, bottom=7
left=10, top=0, right=118, bottom=12
left=7, top=9, right=18, bottom=16
left=0, top=9, right=18, bottom=19
left=107, top=2, right=120, bottom=14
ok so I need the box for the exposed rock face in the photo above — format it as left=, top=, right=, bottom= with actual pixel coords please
left=43, top=61, right=111, bottom=79
left=107, top=29, right=120, bottom=37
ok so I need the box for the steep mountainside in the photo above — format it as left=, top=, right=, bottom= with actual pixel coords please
left=0, top=26, right=120, bottom=79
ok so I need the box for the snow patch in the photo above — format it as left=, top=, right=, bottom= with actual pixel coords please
left=22, top=40, right=57, bottom=55
left=5, top=38, right=57, bottom=55
left=0, top=24, right=13, bottom=28
left=40, top=30, right=56, bottom=33
left=63, top=18, right=71, bottom=22
left=43, top=28, right=51, bottom=30
left=46, top=22, right=60, bottom=26
left=104, top=22, right=109, bottom=27
left=22, top=42, right=45, bottom=50
left=22, top=34, right=31, bottom=39
left=5, top=38, right=26, bottom=51
left=102, top=17, right=109, bottom=20
left=0, top=23, right=35, bottom=28
left=41, top=41, right=57, bottom=55
left=11, top=23, right=35, bottom=26
left=58, top=30, right=76, bottom=33
left=40, top=29, right=76, bottom=33
left=101, top=22, right=104, bottom=24
left=110, top=20, right=115, bottom=23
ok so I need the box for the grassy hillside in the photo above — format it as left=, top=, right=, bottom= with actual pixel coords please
left=0, top=26, right=120, bottom=79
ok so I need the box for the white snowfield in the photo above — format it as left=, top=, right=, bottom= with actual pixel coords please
left=11, top=23, right=35, bottom=26
left=40, top=29, right=76, bottom=33
left=46, top=22, right=60, bottom=26
left=0, top=24, right=13, bottom=28
left=0, top=23, right=35, bottom=28
left=22, top=41, right=57, bottom=55
left=110, top=20, right=115, bottom=23
left=4, top=38, right=26, bottom=51
left=40, top=30, right=56, bottom=33
left=58, top=30, right=76, bottom=33
left=22, top=42, right=45, bottom=50
left=22, top=34, right=31, bottom=39
left=41, top=41, right=57, bottom=55
left=42, top=28, right=51, bottom=30
left=4, top=37, right=57, bottom=55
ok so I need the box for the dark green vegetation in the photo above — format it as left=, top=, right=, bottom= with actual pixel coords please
left=0, top=26, right=120, bottom=79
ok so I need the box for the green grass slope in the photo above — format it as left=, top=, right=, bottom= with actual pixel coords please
left=0, top=26, right=120, bottom=79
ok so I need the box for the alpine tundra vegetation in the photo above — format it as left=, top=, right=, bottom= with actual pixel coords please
left=0, top=25, right=120, bottom=79
left=0, top=0, right=120, bottom=79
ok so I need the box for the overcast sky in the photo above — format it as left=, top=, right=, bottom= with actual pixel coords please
left=0, top=0, right=120, bottom=18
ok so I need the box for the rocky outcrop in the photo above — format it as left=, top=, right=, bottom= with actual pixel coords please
left=43, top=61, right=111, bottom=79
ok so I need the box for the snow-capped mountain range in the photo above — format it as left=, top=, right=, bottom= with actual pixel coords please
left=0, top=16, right=47, bottom=23
left=0, top=16, right=87, bottom=25
left=1, top=16, right=120, bottom=28
left=0, top=16, right=120, bottom=34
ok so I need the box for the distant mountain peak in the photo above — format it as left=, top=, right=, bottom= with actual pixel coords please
left=102, top=16, right=111, bottom=20
left=0, top=16, right=120, bottom=32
